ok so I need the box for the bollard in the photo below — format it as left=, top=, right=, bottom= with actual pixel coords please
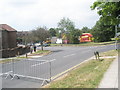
left=26, top=54, right=28, bottom=58
left=94, top=51, right=97, bottom=60
left=49, top=61, right=52, bottom=82
left=17, top=51, right=20, bottom=57
left=94, top=51, right=100, bottom=61
left=96, top=51, right=100, bottom=61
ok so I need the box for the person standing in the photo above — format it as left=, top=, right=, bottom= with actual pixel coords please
left=34, top=45, right=37, bottom=52
left=30, top=45, right=33, bottom=54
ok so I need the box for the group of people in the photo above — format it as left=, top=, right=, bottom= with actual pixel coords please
left=30, top=45, right=37, bottom=54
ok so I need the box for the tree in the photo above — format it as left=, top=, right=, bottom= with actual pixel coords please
left=57, top=17, right=82, bottom=44
left=91, top=1, right=120, bottom=26
left=49, top=28, right=57, bottom=37
left=32, top=27, right=50, bottom=50
left=58, top=17, right=75, bottom=32
left=81, top=27, right=90, bottom=33
left=69, top=29, right=82, bottom=44
left=90, top=1, right=120, bottom=42
left=91, top=20, right=115, bottom=42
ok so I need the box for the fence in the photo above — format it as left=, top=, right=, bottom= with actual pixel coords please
left=2, top=58, right=52, bottom=86
left=1, top=46, right=30, bottom=58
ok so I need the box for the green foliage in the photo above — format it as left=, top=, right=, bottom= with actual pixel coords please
left=90, top=1, right=120, bottom=42
left=57, top=17, right=82, bottom=44
left=81, top=27, right=90, bottom=33
left=58, top=17, right=75, bottom=31
left=32, top=27, right=50, bottom=50
left=91, top=20, right=115, bottom=42
left=49, top=28, right=57, bottom=37
left=32, top=27, right=50, bottom=42
left=91, top=1, right=120, bottom=26
left=69, top=29, right=82, bottom=44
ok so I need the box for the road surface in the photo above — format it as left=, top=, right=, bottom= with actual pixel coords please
left=2, top=45, right=115, bottom=88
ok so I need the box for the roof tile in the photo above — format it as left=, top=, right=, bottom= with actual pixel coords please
left=0, top=24, right=16, bottom=31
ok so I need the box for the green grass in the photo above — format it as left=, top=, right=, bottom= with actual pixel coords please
left=51, top=41, right=115, bottom=47
left=46, top=50, right=117, bottom=88
left=0, top=59, right=20, bottom=64
left=100, top=50, right=118, bottom=56
left=33, top=50, right=51, bottom=55
left=0, top=50, right=51, bottom=63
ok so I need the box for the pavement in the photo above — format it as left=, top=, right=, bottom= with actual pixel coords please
left=98, top=56, right=118, bottom=88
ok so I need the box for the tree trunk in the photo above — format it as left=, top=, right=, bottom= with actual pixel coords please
left=41, top=42, right=43, bottom=51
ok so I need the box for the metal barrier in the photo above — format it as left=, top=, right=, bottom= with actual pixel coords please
left=2, top=58, right=53, bottom=86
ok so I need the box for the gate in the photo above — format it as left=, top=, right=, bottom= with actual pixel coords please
left=2, top=58, right=53, bottom=86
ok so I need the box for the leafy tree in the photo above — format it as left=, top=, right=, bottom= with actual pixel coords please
left=81, top=27, right=90, bottom=33
left=57, top=17, right=82, bottom=44
left=91, top=1, right=120, bottom=26
left=91, top=20, right=115, bottom=42
left=58, top=17, right=75, bottom=32
left=90, top=1, right=120, bottom=42
left=49, top=28, right=57, bottom=37
left=69, top=29, right=82, bottom=44
left=32, top=27, right=50, bottom=50
left=20, top=31, right=36, bottom=45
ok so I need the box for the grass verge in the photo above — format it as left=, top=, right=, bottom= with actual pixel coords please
left=50, top=41, right=115, bottom=47
left=45, top=50, right=117, bottom=88
left=0, top=50, right=51, bottom=63
left=0, top=59, right=20, bottom=64
left=34, top=50, right=50, bottom=55
left=28, top=50, right=51, bottom=56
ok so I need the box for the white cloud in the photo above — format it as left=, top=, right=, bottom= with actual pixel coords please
left=0, top=0, right=99, bottom=31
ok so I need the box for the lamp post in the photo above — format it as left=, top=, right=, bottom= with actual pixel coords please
left=115, top=15, right=120, bottom=50
left=115, top=25, right=117, bottom=50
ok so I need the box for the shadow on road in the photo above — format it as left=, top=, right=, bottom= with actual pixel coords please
left=52, top=50, right=63, bottom=53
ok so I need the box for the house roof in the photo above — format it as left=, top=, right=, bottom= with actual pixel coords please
left=0, top=24, right=17, bottom=32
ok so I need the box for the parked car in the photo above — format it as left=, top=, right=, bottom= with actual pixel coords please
left=38, top=43, right=50, bottom=47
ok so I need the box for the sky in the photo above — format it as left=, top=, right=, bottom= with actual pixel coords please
left=0, top=0, right=100, bottom=31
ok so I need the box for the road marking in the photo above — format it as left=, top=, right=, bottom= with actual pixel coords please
left=27, top=59, right=47, bottom=62
left=28, top=56, right=43, bottom=58
left=63, top=54, right=75, bottom=58
left=31, top=59, right=56, bottom=67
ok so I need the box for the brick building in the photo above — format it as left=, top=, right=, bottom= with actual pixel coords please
left=17, top=31, right=29, bottom=44
left=0, top=24, right=17, bottom=49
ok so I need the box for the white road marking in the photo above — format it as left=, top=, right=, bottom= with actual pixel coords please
left=31, top=59, right=56, bottom=67
left=27, top=59, right=47, bottom=62
left=28, top=56, right=43, bottom=58
left=63, top=54, right=75, bottom=58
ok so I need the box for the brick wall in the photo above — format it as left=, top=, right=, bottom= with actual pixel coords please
left=2, top=30, right=9, bottom=49
left=0, top=30, right=17, bottom=49
left=8, top=31, right=17, bottom=48
left=1, top=46, right=30, bottom=58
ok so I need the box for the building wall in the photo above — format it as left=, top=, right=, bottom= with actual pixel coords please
left=0, top=30, right=2, bottom=58
left=0, top=30, right=17, bottom=49
left=8, top=31, right=17, bottom=48
left=0, top=30, right=2, bottom=50
left=2, top=30, right=9, bottom=49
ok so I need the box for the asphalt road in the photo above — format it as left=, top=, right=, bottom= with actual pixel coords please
left=2, top=45, right=115, bottom=88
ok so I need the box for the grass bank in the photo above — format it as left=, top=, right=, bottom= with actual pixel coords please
left=45, top=50, right=117, bottom=88
left=29, top=50, right=51, bottom=56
